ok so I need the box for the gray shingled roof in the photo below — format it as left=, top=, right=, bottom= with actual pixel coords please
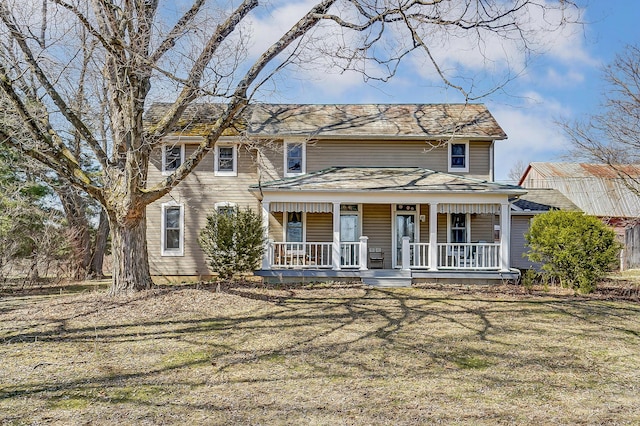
left=144, top=102, right=507, bottom=140
left=251, top=167, right=524, bottom=194
left=511, top=188, right=580, bottom=212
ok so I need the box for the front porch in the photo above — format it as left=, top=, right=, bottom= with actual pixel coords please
left=255, top=240, right=520, bottom=286
left=251, top=167, right=525, bottom=285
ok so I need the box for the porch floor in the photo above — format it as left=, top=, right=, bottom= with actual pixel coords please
left=255, top=268, right=521, bottom=287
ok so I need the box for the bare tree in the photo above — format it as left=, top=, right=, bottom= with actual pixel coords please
left=508, top=159, right=527, bottom=183
left=0, top=0, right=579, bottom=295
left=563, top=44, right=640, bottom=193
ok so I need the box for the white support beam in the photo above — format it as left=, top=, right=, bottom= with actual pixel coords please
left=402, top=236, right=411, bottom=271
left=429, top=203, right=439, bottom=271
left=332, top=202, right=341, bottom=270
left=500, top=202, right=510, bottom=272
left=261, top=201, right=271, bottom=270
left=359, top=236, right=368, bottom=270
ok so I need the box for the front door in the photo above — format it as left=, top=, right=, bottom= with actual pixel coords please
left=394, top=205, right=417, bottom=268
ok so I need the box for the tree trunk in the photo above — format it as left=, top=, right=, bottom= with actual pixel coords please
left=88, top=207, right=109, bottom=279
left=108, top=212, right=154, bottom=295
left=57, top=186, right=92, bottom=280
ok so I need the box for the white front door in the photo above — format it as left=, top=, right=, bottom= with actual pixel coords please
left=393, top=205, right=417, bottom=268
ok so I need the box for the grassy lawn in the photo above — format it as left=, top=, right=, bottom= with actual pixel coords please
left=1, top=280, right=640, bottom=424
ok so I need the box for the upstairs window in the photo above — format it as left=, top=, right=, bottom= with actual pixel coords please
left=448, top=142, right=469, bottom=173
left=162, top=145, right=184, bottom=174
left=215, top=145, right=237, bottom=176
left=285, top=142, right=305, bottom=176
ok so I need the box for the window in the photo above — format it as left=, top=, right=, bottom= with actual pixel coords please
left=450, top=213, right=468, bottom=243
left=215, top=201, right=237, bottom=216
left=448, top=141, right=469, bottom=173
left=285, top=142, right=305, bottom=176
left=162, top=144, right=184, bottom=174
left=161, top=203, right=184, bottom=256
left=286, top=212, right=304, bottom=242
left=214, top=145, right=237, bottom=176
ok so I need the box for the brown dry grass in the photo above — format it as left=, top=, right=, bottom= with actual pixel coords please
left=2, top=278, right=640, bottom=425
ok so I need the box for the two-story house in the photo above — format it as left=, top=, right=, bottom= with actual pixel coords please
left=145, top=103, right=524, bottom=285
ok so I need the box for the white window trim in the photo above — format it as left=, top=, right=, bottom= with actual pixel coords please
left=283, top=210, right=306, bottom=242
left=448, top=141, right=469, bottom=173
left=214, top=144, right=238, bottom=176
left=284, top=141, right=306, bottom=177
left=162, top=144, right=185, bottom=175
left=161, top=202, right=184, bottom=256
left=447, top=212, right=471, bottom=243
left=214, top=201, right=237, bottom=212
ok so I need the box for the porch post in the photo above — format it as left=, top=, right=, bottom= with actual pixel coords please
left=500, top=202, right=510, bottom=272
left=429, top=203, right=439, bottom=271
left=359, top=236, right=368, bottom=270
left=402, top=236, right=411, bottom=271
left=332, top=202, right=341, bottom=270
left=261, top=201, right=271, bottom=270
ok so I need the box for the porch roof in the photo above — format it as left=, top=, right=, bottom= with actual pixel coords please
left=250, top=167, right=526, bottom=195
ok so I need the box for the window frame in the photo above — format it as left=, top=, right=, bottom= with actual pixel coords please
left=448, top=141, right=469, bottom=173
left=162, top=144, right=185, bottom=175
left=284, top=211, right=305, bottom=242
left=214, top=201, right=238, bottom=216
left=161, top=202, right=184, bottom=256
left=448, top=212, right=470, bottom=244
left=214, top=144, right=238, bottom=176
left=284, top=141, right=306, bottom=177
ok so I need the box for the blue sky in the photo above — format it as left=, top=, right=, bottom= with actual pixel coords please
left=242, top=1, right=640, bottom=183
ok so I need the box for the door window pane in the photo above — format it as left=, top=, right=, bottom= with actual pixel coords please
left=340, top=215, right=359, bottom=242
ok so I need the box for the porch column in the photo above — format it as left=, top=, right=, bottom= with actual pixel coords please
left=261, top=201, right=271, bottom=270
left=429, top=203, right=439, bottom=271
left=499, top=202, right=510, bottom=272
left=359, top=236, right=368, bottom=270
left=332, top=202, right=341, bottom=270
left=402, top=236, right=411, bottom=271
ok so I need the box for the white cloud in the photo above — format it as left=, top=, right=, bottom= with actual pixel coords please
left=491, top=103, right=573, bottom=182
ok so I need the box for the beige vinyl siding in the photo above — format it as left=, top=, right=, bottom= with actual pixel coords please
left=362, top=204, right=392, bottom=269
left=419, top=204, right=430, bottom=242
left=511, top=215, right=539, bottom=270
left=470, top=214, right=494, bottom=242
left=269, top=212, right=284, bottom=241
left=307, top=140, right=447, bottom=172
left=147, top=144, right=263, bottom=276
left=468, top=141, right=491, bottom=179
left=306, top=213, right=333, bottom=242
left=437, top=214, right=448, bottom=243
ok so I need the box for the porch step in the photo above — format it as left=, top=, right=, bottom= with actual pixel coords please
left=362, top=277, right=413, bottom=287
left=361, top=269, right=413, bottom=287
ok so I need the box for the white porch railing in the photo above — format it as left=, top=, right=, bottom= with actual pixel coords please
left=267, top=241, right=501, bottom=270
left=269, top=241, right=365, bottom=269
left=409, top=243, right=430, bottom=269
left=270, top=242, right=333, bottom=268
left=437, top=243, right=500, bottom=269
left=340, top=242, right=361, bottom=268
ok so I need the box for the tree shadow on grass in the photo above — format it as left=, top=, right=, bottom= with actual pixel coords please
left=2, top=282, right=640, bottom=424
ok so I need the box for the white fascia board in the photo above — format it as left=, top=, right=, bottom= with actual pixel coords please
left=258, top=190, right=511, bottom=205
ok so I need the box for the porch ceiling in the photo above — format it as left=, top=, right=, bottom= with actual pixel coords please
left=251, top=167, right=525, bottom=195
